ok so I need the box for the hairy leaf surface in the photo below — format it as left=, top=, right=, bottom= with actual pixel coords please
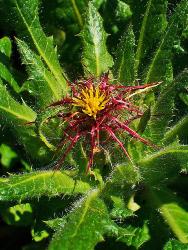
left=163, top=115, right=188, bottom=144
left=0, top=170, right=90, bottom=201
left=113, top=25, right=135, bottom=84
left=134, top=0, right=168, bottom=76
left=49, top=190, right=110, bottom=250
left=0, top=79, right=36, bottom=123
left=139, top=145, right=188, bottom=185
left=145, top=0, right=188, bottom=82
left=147, top=70, right=188, bottom=142
left=81, top=2, right=113, bottom=76
left=17, top=39, right=64, bottom=106
left=7, top=0, right=68, bottom=94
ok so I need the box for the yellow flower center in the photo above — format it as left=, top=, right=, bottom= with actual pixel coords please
left=72, top=85, right=109, bottom=119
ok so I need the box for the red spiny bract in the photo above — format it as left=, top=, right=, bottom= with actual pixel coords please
left=50, top=73, right=159, bottom=173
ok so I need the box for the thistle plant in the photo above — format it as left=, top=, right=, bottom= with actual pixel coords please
left=0, top=0, right=188, bottom=249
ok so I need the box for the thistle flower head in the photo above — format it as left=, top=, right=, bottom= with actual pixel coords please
left=50, top=73, right=159, bottom=173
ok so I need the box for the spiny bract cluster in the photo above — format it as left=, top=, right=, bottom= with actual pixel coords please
left=51, top=74, right=158, bottom=172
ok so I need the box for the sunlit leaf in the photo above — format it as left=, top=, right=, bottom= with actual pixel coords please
left=6, top=0, right=69, bottom=94
left=49, top=190, right=110, bottom=250
left=150, top=188, right=188, bottom=243
left=0, top=144, right=17, bottom=168
left=139, top=144, right=188, bottom=185
left=44, top=217, right=66, bottom=231
left=110, top=195, right=134, bottom=219
left=0, top=78, right=36, bottom=123
left=81, top=2, right=113, bottom=77
left=1, top=203, right=33, bottom=226
left=0, top=36, right=12, bottom=58
left=0, top=170, right=91, bottom=202
left=17, top=38, right=64, bottom=106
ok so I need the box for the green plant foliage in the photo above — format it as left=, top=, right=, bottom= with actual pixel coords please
left=1, top=203, right=33, bottom=226
left=0, top=37, right=20, bottom=93
left=56, top=0, right=88, bottom=32
left=147, top=69, right=188, bottom=142
left=134, top=0, right=168, bottom=77
left=163, top=239, right=188, bottom=250
left=150, top=188, right=188, bottom=243
left=0, top=144, right=17, bottom=168
left=0, top=37, right=12, bottom=58
left=115, top=1, right=132, bottom=22
left=163, top=115, right=188, bottom=144
left=6, top=0, right=69, bottom=94
left=145, top=0, right=188, bottom=83
left=0, top=0, right=188, bottom=249
left=0, top=78, right=36, bottom=123
left=139, top=144, right=188, bottom=184
left=81, top=2, right=114, bottom=76
left=0, top=170, right=90, bottom=201
left=113, top=25, right=135, bottom=84
left=17, top=38, right=64, bottom=106
left=119, top=222, right=150, bottom=249
left=49, top=190, right=110, bottom=250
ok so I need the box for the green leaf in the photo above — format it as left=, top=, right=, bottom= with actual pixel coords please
left=108, top=163, right=140, bottom=187
left=120, top=223, right=150, bottom=249
left=163, top=239, right=188, bottom=250
left=147, top=70, right=188, bottom=142
left=105, top=221, right=150, bottom=249
left=0, top=36, right=12, bottom=58
left=35, top=107, right=63, bottom=150
left=139, top=145, right=188, bottom=185
left=0, top=144, right=17, bottom=168
left=134, top=0, right=168, bottom=76
left=56, top=0, right=105, bottom=34
left=44, top=217, right=66, bottom=231
left=145, top=0, right=188, bottom=82
left=179, top=92, right=188, bottom=106
left=49, top=190, right=110, bottom=250
left=31, top=222, right=49, bottom=242
left=92, top=0, right=105, bottom=9
left=0, top=170, right=91, bottom=202
left=113, top=25, right=135, bottom=84
left=150, top=188, right=188, bottom=243
left=0, top=83, right=42, bottom=160
left=0, top=37, right=20, bottom=93
left=56, top=0, right=86, bottom=32
left=7, top=0, right=69, bottom=94
left=81, top=2, right=113, bottom=77
left=0, top=78, right=36, bottom=123
left=115, top=1, right=132, bottom=22
left=17, top=38, right=64, bottom=106
left=1, top=203, right=33, bottom=226
left=0, top=63, right=20, bottom=93
left=163, top=115, right=188, bottom=144
left=110, top=195, right=134, bottom=219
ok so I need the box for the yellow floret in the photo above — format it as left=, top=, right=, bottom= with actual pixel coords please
left=72, top=86, right=109, bottom=119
